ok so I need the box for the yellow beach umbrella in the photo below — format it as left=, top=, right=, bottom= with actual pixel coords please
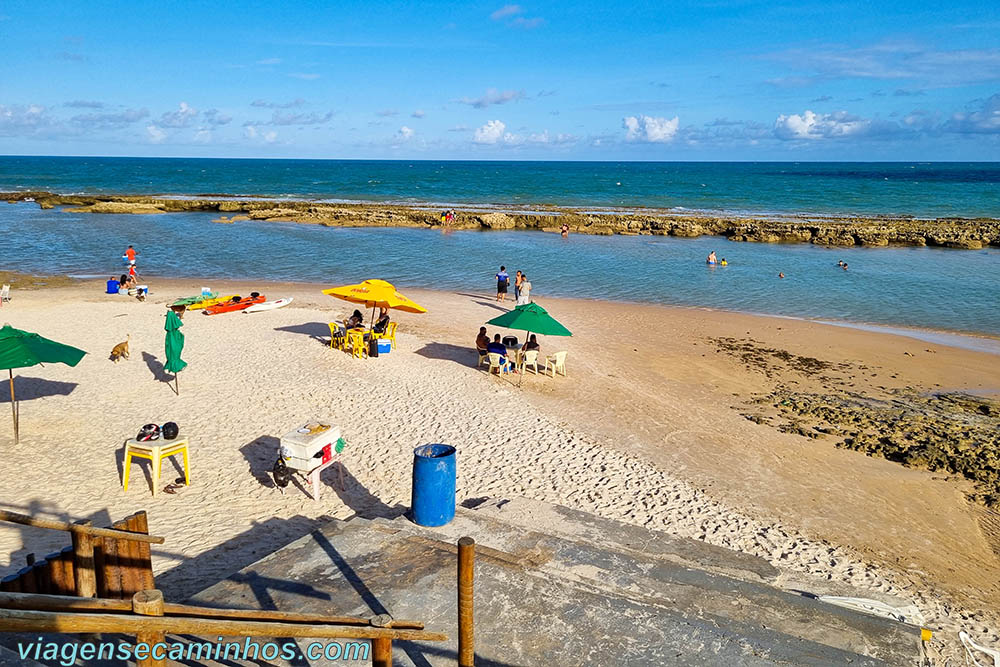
left=322, top=279, right=427, bottom=314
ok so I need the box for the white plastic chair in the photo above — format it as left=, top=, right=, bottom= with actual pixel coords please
left=0, top=285, right=9, bottom=305
left=487, top=352, right=510, bottom=376
left=521, top=350, right=540, bottom=375
left=545, top=351, right=568, bottom=378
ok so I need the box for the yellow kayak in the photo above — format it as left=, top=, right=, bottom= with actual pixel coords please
left=187, top=294, right=238, bottom=311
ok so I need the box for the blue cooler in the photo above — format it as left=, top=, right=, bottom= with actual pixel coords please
left=377, top=338, right=391, bottom=355
left=411, top=444, right=456, bottom=527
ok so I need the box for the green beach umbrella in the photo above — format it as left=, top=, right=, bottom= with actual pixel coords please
left=485, top=302, right=573, bottom=337
left=0, top=324, right=86, bottom=444
left=164, top=310, right=187, bottom=394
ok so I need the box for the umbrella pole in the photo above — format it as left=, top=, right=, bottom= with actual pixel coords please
left=174, top=372, right=180, bottom=396
left=9, top=370, right=16, bottom=445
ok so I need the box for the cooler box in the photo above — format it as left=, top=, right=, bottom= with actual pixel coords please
left=201, top=286, right=212, bottom=296
left=502, top=335, right=519, bottom=347
left=377, top=339, right=392, bottom=354
left=137, top=285, right=148, bottom=296
left=279, top=419, right=343, bottom=472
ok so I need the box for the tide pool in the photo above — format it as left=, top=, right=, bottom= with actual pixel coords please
left=1, top=202, right=998, bottom=336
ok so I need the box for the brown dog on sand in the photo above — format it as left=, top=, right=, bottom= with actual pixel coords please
left=110, top=334, right=130, bottom=363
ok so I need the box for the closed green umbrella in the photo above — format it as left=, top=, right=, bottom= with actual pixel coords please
left=0, top=324, right=86, bottom=444
left=164, top=310, right=187, bottom=394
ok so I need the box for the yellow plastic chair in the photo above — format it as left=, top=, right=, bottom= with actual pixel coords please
left=521, top=350, right=540, bottom=375
left=380, top=322, right=398, bottom=349
left=544, top=351, right=568, bottom=378
left=347, top=329, right=367, bottom=358
left=123, top=437, right=191, bottom=496
left=328, top=323, right=346, bottom=350
left=477, top=350, right=490, bottom=367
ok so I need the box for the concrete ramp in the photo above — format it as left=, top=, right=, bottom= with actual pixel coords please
left=189, top=498, right=921, bottom=665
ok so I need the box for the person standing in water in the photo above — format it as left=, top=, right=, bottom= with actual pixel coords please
left=495, top=265, right=509, bottom=303
left=514, top=270, right=523, bottom=301
left=707, top=251, right=717, bottom=265
left=560, top=223, right=569, bottom=238
left=517, top=274, right=532, bottom=305
left=125, top=245, right=137, bottom=265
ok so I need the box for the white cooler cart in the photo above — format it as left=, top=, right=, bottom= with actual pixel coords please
left=271, top=419, right=345, bottom=501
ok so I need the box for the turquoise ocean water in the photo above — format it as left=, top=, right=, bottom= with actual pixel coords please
left=0, top=157, right=997, bottom=337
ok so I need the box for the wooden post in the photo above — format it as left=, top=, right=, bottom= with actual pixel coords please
left=71, top=520, right=97, bottom=598
left=103, top=536, right=122, bottom=599
left=131, top=512, right=155, bottom=592
left=119, top=515, right=143, bottom=598
left=372, top=638, right=392, bottom=667
left=15, top=567, right=35, bottom=594
left=32, top=559, right=50, bottom=595
left=458, top=536, right=475, bottom=667
left=132, top=590, right=165, bottom=667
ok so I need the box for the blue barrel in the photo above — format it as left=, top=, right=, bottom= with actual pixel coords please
left=411, top=444, right=456, bottom=527
left=106, top=279, right=119, bottom=294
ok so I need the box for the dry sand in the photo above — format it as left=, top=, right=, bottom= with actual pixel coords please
left=0, top=278, right=998, bottom=663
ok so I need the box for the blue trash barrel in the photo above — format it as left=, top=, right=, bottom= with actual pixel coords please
left=106, top=279, right=119, bottom=294
left=411, top=444, right=456, bottom=527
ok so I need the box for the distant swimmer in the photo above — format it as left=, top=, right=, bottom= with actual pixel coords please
left=842, top=262, right=848, bottom=271
left=707, top=251, right=717, bottom=265
left=720, top=258, right=728, bottom=266
left=778, top=272, right=785, bottom=279
left=837, top=260, right=845, bottom=267
left=560, top=223, right=569, bottom=238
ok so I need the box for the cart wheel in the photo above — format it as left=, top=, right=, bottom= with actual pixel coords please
left=272, top=458, right=291, bottom=488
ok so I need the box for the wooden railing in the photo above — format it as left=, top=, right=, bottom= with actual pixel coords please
left=0, top=511, right=474, bottom=667
left=0, top=510, right=159, bottom=599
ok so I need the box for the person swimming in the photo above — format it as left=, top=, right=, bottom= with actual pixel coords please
left=778, top=272, right=785, bottom=279
left=720, top=258, right=728, bottom=266
left=707, top=251, right=717, bottom=265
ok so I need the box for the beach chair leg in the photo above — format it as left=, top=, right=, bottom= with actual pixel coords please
left=122, top=453, right=132, bottom=492
left=310, top=468, right=321, bottom=501
left=152, top=453, right=162, bottom=497
left=181, top=447, right=190, bottom=486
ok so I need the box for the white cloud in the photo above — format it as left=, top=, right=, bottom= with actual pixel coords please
left=256, top=57, right=282, bottom=65
left=474, top=119, right=507, bottom=144
left=289, top=72, right=321, bottom=80
left=145, top=124, right=166, bottom=143
left=944, top=93, right=1000, bottom=134
left=773, top=109, right=870, bottom=139
left=194, top=128, right=212, bottom=143
left=158, top=102, right=198, bottom=128
left=510, top=16, right=544, bottom=28
left=70, top=108, right=149, bottom=130
left=490, top=4, right=521, bottom=20
left=459, top=88, right=526, bottom=108
left=264, top=110, right=333, bottom=126
left=244, top=125, right=278, bottom=143
left=63, top=100, right=104, bottom=109
left=0, top=104, right=53, bottom=136
left=623, top=115, right=679, bottom=143
left=411, top=109, right=426, bottom=118
left=396, top=125, right=414, bottom=141
left=203, top=109, right=232, bottom=126
left=251, top=98, right=305, bottom=109
left=376, top=109, right=398, bottom=117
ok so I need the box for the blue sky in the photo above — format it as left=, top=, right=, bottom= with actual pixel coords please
left=1, top=0, right=999, bottom=159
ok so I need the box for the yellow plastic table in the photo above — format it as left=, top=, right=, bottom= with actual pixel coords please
left=122, top=437, right=190, bottom=496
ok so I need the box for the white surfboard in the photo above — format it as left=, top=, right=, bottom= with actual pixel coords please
left=244, top=297, right=293, bottom=313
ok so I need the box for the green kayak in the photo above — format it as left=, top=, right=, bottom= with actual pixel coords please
left=172, top=292, right=218, bottom=307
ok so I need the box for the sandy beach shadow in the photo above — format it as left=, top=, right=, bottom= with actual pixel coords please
left=0, top=377, right=77, bottom=402
left=141, top=351, right=174, bottom=383
left=454, top=292, right=511, bottom=312
left=415, top=342, right=481, bottom=367
left=239, top=435, right=280, bottom=489
left=274, top=321, right=332, bottom=345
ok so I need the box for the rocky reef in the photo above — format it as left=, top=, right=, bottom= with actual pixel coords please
left=713, top=336, right=1000, bottom=507
left=4, top=190, right=999, bottom=249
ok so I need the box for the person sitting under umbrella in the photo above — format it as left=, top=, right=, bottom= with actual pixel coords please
left=475, top=327, right=489, bottom=359
left=487, top=334, right=515, bottom=373
left=522, top=334, right=540, bottom=353
left=344, top=309, right=365, bottom=330
left=373, top=307, right=390, bottom=334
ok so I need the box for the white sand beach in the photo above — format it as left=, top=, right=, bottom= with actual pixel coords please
left=0, top=279, right=998, bottom=663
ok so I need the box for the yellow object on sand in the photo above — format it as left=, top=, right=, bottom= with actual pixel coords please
left=322, top=279, right=427, bottom=313
left=122, top=437, right=191, bottom=496
left=187, top=294, right=237, bottom=311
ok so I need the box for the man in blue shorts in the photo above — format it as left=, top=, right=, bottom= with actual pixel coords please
left=495, top=265, right=509, bottom=303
